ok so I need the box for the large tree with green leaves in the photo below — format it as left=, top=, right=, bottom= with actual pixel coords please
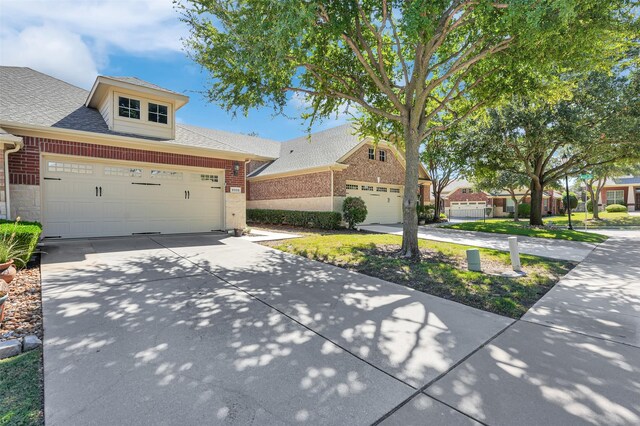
left=421, top=129, right=468, bottom=218
left=179, top=0, right=636, bottom=256
left=472, top=169, right=530, bottom=221
left=462, top=70, right=640, bottom=226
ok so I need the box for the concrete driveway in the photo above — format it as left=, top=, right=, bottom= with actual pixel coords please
left=41, top=232, right=640, bottom=425
left=41, top=233, right=512, bottom=425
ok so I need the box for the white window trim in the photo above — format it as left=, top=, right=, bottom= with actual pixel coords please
left=606, top=190, right=624, bottom=205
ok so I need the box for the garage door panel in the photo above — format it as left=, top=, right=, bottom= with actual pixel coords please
left=42, top=157, right=224, bottom=238
left=346, top=183, right=403, bottom=224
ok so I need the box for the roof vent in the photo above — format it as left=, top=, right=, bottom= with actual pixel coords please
left=290, top=149, right=294, bottom=154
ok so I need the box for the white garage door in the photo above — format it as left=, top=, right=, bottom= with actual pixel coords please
left=449, top=201, right=486, bottom=218
left=346, top=182, right=403, bottom=224
left=42, top=157, right=224, bottom=238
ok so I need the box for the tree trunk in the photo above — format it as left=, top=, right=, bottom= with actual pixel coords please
left=511, top=195, right=519, bottom=221
left=401, top=127, right=420, bottom=258
left=587, top=185, right=599, bottom=220
left=593, top=187, right=602, bottom=220
left=529, top=178, right=544, bottom=226
left=433, top=191, right=441, bottom=218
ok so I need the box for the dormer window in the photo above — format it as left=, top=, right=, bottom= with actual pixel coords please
left=148, top=103, right=168, bottom=124
left=118, top=97, right=140, bottom=119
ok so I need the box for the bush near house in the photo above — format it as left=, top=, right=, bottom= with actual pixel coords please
left=605, top=204, right=628, bottom=213
left=0, top=220, right=42, bottom=267
left=342, top=197, right=367, bottom=229
left=518, top=203, right=531, bottom=218
left=586, top=199, right=593, bottom=212
left=247, top=209, right=342, bottom=230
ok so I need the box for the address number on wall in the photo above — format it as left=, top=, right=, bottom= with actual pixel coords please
left=230, top=187, right=242, bottom=193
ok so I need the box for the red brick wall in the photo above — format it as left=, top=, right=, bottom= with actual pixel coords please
left=9, top=136, right=245, bottom=192
left=444, top=188, right=490, bottom=207
left=247, top=160, right=272, bottom=175
left=333, top=144, right=406, bottom=196
left=601, top=186, right=629, bottom=206
left=247, top=171, right=331, bottom=200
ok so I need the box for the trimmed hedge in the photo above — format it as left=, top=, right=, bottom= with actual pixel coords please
left=0, top=220, right=42, bottom=267
left=343, top=197, right=367, bottom=229
left=605, top=204, right=627, bottom=213
left=247, top=209, right=342, bottom=230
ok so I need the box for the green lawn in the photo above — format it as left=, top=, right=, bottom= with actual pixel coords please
left=442, top=220, right=608, bottom=243
left=545, top=211, right=640, bottom=227
left=265, top=233, right=573, bottom=319
left=0, top=348, right=43, bottom=426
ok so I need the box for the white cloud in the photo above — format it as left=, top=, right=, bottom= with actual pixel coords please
left=0, top=0, right=187, bottom=87
left=0, top=26, right=98, bottom=88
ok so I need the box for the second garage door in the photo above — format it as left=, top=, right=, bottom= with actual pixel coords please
left=346, top=182, right=403, bottom=224
left=42, top=157, right=224, bottom=238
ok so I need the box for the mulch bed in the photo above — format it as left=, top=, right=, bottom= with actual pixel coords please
left=1, top=258, right=42, bottom=342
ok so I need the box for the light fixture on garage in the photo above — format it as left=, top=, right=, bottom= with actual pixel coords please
left=233, top=161, right=240, bottom=176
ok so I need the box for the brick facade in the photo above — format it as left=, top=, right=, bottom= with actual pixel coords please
left=247, top=171, right=331, bottom=200
left=9, top=136, right=245, bottom=192
left=444, top=188, right=490, bottom=207
left=333, top=144, right=406, bottom=196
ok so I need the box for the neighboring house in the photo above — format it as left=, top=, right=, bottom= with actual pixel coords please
left=441, top=179, right=561, bottom=218
left=247, top=125, right=431, bottom=225
left=0, top=66, right=279, bottom=238
left=0, top=66, right=429, bottom=238
left=600, top=176, right=640, bottom=211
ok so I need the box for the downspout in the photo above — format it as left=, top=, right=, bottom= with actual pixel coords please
left=4, top=141, right=23, bottom=220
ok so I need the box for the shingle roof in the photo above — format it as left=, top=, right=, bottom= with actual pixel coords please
left=102, top=76, right=183, bottom=96
left=614, top=176, right=640, bottom=185
left=0, top=66, right=280, bottom=158
left=249, top=124, right=363, bottom=177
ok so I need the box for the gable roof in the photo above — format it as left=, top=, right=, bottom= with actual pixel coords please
left=250, top=124, right=361, bottom=177
left=614, top=176, right=640, bottom=185
left=101, top=76, right=183, bottom=96
left=0, top=66, right=279, bottom=158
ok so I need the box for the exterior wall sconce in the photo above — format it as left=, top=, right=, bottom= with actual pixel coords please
left=233, top=161, right=240, bottom=176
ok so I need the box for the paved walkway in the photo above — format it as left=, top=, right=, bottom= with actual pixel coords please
left=40, top=232, right=639, bottom=425
left=360, top=224, right=596, bottom=262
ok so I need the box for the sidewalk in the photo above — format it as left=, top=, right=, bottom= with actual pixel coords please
left=360, top=224, right=596, bottom=262
left=383, top=231, right=640, bottom=425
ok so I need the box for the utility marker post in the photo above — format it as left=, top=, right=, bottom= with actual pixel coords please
left=467, top=249, right=482, bottom=272
left=508, top=237, right=522, bottom=272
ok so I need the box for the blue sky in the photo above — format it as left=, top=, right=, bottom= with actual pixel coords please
left=0, top=0, right=347, bottom=141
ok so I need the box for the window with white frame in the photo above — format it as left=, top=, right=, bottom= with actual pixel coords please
left=196, top=174, right=219, bottom=182
left=148, top=103, right=168, bottom=124
left=361, top=185, right=374, bottom=191
left=390, top=188, right=400, bottom=193
left=346, top=184, right=359, bottom=190
left=47, top=161, right=93, bottom=174
left=150, top=170, right=183, bottom=180
left=368, top=148, right=375, bottom=160
left=505, top=198, right=515, bottom=213
left=118, top=97, right=140, bottom=119
left=104, top=167, right=142, bottom=177
left=379, top=150, right=386, bottom=162
left=376, top=187, right=388, bottom=192
left=606, top=190, right=624, bottom=205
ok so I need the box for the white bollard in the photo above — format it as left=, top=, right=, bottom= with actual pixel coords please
left=508, top=237, right=522, bottom=272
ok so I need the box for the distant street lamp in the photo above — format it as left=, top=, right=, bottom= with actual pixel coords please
left=562, top=153, right=574, bottom=230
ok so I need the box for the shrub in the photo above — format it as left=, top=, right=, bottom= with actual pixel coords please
left=247, top=209, right=342, bottom=230
left=342, top=197, right=368, bottom=229
left=417, top=204, right=436, bottom=222
left=517, top=203, right=531, bottom=218
left=586, top=199, right=593, bottom=213
left=605, top=204, right=627, bottom=213
left=0, top=219, right=42, bottom=267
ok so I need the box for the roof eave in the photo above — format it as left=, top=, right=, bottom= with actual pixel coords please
left=85, top=76, right=190, bottom=110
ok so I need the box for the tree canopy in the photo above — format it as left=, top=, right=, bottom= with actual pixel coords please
left=179, top=0, right=638, bottom=255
